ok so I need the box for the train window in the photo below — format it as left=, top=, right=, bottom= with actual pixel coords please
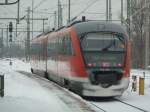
left=41, top=41, right=47, bottom=60
left=39, top=42, right=42, bottom=61
left=58, top=37, right=62, bottom=54
left=66, top=34, right=74, bottom=56
left=62, top=36, right=66, bottom=54
left=31, top=43, right=41, bottom=60
left=81, top=32, right=125, bottom=68
left=81, top=33, right=125, bottom=51
left=47, top=33, right=74, bottom=57
left=47, top=40, right=56, bottom=58
left=61, top=33, right=74, bottom=56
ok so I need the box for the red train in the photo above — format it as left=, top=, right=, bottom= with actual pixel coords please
left=30, top=19, right=131, bottom=97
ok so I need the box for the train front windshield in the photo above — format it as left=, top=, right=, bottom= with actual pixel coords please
left=81, top=32, right=126, bottom=68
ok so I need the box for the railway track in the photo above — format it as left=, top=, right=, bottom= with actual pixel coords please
left=88, top=98, right=149, bottom=112
left=18, top=71, right=149, bottom=112
left=89, top=102, right=107, bottom=112
left=113, top=98, right=148, bottom=112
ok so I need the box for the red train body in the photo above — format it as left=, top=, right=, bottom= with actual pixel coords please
left=31, top=21, right=131, bottom=97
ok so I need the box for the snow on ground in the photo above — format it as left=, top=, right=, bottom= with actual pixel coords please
left=90, top=69, right=150, bottom=112
left=0, top=58, right=150, bottom=112
left=118, top=69, right=150, bottom=111
left=0, top=58, right=74, bottom=112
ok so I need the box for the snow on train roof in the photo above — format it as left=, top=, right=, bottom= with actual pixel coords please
left=72, top=21, right=126, bottom=36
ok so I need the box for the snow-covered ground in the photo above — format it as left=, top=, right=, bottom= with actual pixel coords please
left=0, top=58, right=150, bottom=112
left=0, top=58, right=90, bottom=112
left=88, top=69, right=150, bottom=112
left=118, top=69, right=150, bottom=111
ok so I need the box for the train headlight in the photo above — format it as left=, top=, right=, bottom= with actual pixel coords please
left=117, top=63, right=122, bottom=67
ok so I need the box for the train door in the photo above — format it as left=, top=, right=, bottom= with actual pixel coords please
left=57, top=32, right=73, bottom=79
left=47, top=34, right=60, bottom=81
left=57, top=34, right=66, bottom=80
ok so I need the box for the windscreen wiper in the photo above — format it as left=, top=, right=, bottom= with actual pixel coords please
left=101, top=40, right=114, bottom=51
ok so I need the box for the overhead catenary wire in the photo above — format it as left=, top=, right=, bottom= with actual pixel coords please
left=72, top=0, right=100, bottom=19
left=0, top=5, right=16, bottom=16
left=0, top=0, right=19, bottom=5
left=33, top=0, right=48, bottom=10
left=83, top=12, right=105, bottom=15
left=18, top=0, right=48, bottom=21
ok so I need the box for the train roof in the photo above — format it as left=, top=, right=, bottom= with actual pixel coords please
left=72, top=21, right=126, bottom=36
left=33, top=20, right=127, bottom=41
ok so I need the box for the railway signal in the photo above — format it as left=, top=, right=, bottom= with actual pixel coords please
left=8, top=22, right=13, bottom=65
left=9, top=22, right=13, bottom=32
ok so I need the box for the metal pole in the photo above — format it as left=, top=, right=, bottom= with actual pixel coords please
left=121, top=0, right=123, bottom=25
left=60, top=4, right=63, bottom=27
left=32, top=0, right=34, bottom=39
left=127, top=0, right=131, bottom=38
left=68, top=0, right=71, bottom=23
left=109, top=0, right=112, bottom=20
left=43, top=19, right=45, bottom=32
left=1, top=29, right=3, bottom=57
left=5, top=0, right=8, bottom=4
left=16, top=20, right=17, bottom=37
left=147, top=1, right=150, bottom=65
left=106, top=0, right=109, bottom=21
left=58, top=0, right=59, bottom=28
left=17, top=0, right=20, bottom=24
left=27, top=7, right=30, bottom=61
left=54, top=11, right=57, bottom=29
left=145, top=32, right=149, bottom=68
left=9, top=41, right=12, bottom=65
left=145, top=1, right=150, bottom=67
left=6, top=26, right=8, bottom=56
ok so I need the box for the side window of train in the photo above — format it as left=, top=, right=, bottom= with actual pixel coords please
left=59, top=33, right=74, bottom=56
left=53, top=33, right=74, bottom=56
left=58, top=37, right=63, bottom=54
left=61, top=36, right=66, bottom=54
left=39, top=42, right=42, bottom=61
left=66, top=33, right=74, bottom=56
left=47, top=40, right=53, bottom=57
left=42, top=41, right=46, bottom=60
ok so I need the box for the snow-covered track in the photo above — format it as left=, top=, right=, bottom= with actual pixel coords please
left=89, top=102, right=107, bottom=112
left=114, top=98, right=149, bottom=112
left=87, top=97, right=149, bottom=112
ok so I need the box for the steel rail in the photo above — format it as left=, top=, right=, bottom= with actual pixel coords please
left=90, top=102, right=107, bottom=112
left=114, top=98, right=148, bottom=112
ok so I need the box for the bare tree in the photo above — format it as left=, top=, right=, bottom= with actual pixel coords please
left=131, top=0, right=150, bottom=68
